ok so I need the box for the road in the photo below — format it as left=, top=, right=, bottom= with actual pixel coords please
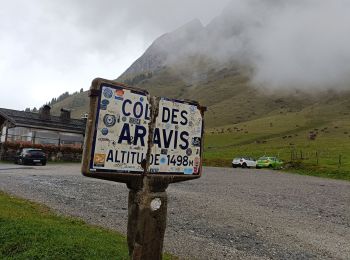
left=0, top=163, right=349, bottom=259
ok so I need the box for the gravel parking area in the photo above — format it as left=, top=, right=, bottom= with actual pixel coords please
left=0, top=163, right=349, bottom=259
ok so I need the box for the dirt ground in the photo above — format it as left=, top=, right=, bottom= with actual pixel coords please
left=0, top=163, right=349, bottom=259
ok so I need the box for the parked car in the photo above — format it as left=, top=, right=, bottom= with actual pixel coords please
left=232, top=157, right=257, bottom=168
left=256, top=156, right=283, bottom=169
left=14, top=148, right=47, bottom=165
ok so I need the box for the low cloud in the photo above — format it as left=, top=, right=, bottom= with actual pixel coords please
left=202, top=0, right=350, bottom=90
left=0, top=0, right=229, bottom=109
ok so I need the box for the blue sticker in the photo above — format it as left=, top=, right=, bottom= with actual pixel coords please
left=103, top=114, right=116, bottom=127
left=103, top=88, right=113, bottom=99
left=101, top=99, right=109, bottom=110
left=115, top=96, right=124, bottom=101
left=192, top=137, right=201, bottom=147
left=184, top=168, right=194, bottom=175
left=140, top=97, right=144, bottom=102
left=160, top=156, right=167, bottom=165
left=101, top=128, right=109, bottom=135
left=101, top=99, right=109, bottom=105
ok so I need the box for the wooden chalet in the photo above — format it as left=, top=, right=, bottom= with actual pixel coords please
left=0, top=105, right=86, bottom=159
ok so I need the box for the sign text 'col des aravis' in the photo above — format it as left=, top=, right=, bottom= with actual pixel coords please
left=88, top=81, right=204, bottom=176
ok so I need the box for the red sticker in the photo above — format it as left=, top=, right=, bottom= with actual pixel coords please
left=116, top=90, right=124, bottom=97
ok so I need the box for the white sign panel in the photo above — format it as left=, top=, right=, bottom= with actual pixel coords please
left=90, top=83, right=203, bottom=175
left=149, top=98, right=202, bottom=175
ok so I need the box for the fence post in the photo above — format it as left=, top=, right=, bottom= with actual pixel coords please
left=32, top=131, right=36, bottom=144
left=338, top=154, right=342, bottom=168
left=4, top=121, right=9, bottom=143
left=316, top=151, right=319, bottom=165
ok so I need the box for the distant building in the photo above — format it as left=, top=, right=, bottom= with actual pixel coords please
left=0, top=105, right=86, bottom=159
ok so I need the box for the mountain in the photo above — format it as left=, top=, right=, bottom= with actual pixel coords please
left=119, top=19, right=205, bottom=81
left=50, top=12, right=350, bottom=129
left=47, top=2, right=350, bottom=176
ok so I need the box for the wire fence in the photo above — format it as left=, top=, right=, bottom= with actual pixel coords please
left=287, top=148, right=347, bottom=168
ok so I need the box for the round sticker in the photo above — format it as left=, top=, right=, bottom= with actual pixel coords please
left=150, top=198, right=162, bottom=211
left=103, top=88, right=113, bottom=99
left=186, top=148, right=192, bottom=156
left=160, top=156, right=167, bottom=165
left=103, top=114, right=116, bottom=127
left=101, top=128, right=109, bottom=135
left=101, top=99, right=109, bottom=110
left=116, top=89, right=124, bottom=97
left=101, top=99, right=109, bottom=106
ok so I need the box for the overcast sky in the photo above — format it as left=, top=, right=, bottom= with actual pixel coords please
left=0, top=0, right=230, bottom=110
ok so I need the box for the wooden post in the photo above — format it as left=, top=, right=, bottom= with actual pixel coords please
left=338, top=155, right=342, bottom=168
left=4, top=120, right=9, bottom=143
left=32, top=131, right=36, bottom=144
left=127, top=178, right=168, bottom=260
left=316, top=151, right=319, bottom=165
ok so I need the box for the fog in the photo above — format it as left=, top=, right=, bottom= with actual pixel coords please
left=0, top=0, right=229, bottom=109
left=200, top=0, right=350, bottom=90
left=1, top=0, right=349, bottom=110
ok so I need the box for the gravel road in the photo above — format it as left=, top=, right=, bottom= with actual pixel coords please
left=0, top=163, right=349, bottom=259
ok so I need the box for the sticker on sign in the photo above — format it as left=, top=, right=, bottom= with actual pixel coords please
left=91, top=84, right=150, bottom=173
left=83, top=79, right=205, bottom=179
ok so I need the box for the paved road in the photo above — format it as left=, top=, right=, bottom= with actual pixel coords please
left=0, top=163, right=349, bottom=259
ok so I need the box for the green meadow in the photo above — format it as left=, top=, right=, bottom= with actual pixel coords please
left=0, top=192, right=175, bottom=259
left=204, top=102, right=350, bottom=181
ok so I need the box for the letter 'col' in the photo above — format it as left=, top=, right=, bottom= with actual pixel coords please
left=82, top=78, right=206, bottom=184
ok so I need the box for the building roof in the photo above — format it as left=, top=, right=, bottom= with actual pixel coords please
left=0, top=108, right=86, bottom=134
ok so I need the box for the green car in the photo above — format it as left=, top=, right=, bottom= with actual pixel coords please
left=256, top=156, right=283, bottom=169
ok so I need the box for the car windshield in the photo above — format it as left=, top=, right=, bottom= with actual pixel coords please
left=27, top=149, right=45, bottom=155
left=259, top=157, right=268, bottom=160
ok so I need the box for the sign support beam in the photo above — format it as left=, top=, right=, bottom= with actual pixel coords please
left=127, top=177, right=168, bottom=260
left=82, top=78, right=206, bottom=260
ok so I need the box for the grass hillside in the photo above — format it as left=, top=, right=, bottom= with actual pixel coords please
left=50, top=91, right=89, bottom=119
left=50, top=63, right=350, bottom=179
left=51, top=59, right=345, bottom=129
left=204, top=96, right=350, bottom=180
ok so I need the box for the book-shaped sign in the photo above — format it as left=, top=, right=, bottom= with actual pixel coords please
left=82, top=78, right=205, bottom=183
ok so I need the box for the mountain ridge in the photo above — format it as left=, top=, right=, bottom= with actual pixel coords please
left=49, top=10, right=350, bottom=131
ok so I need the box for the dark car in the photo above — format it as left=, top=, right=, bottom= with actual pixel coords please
left=14, top=148, right=47, bottom=165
